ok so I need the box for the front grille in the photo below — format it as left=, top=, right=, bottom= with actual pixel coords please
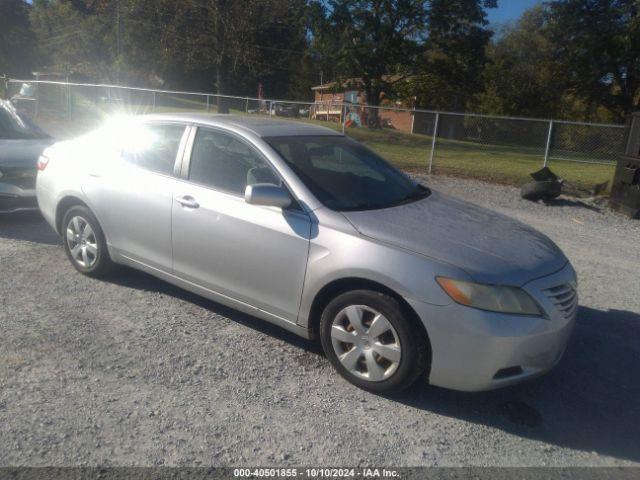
left=543, top=283, right=578, bottom=319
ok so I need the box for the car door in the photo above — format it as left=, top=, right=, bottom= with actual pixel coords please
left=171, top=126, right=312, bottom=323
left=83, top=121, right=188, bottom=271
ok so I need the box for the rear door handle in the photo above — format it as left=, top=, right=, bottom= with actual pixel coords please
left=175, top=195, right=199, bottom=209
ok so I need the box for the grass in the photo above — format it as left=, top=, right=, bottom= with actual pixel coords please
left=46, top=94, right=616, bottom=191
left=279, top=115, right=615, bottom=190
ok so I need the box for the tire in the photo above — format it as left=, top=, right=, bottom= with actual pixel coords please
left=521, top=180, right=562, bottom=202
left=61, top=205, right=114, bottom=277
left=319, top=290, right=428, bottom=393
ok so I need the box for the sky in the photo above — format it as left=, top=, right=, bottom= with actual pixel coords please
left=487, top=0, right=543, bottom=26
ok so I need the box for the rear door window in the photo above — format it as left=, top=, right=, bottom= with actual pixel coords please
left=121, top=123, right=185, bottom=175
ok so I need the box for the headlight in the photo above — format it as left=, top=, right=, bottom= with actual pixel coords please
left=436, top=277, right=542, bottom=316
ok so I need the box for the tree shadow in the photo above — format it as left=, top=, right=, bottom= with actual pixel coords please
left=0, top=212, right=61, bottom=245
left=389, top=306, right=640, bottom=463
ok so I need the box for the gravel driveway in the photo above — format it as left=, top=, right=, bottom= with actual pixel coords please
left=1, top=175, right=639, bottom=467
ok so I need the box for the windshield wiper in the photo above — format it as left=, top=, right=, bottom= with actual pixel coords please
left=392, top=185, right=431, bottom=207
left=337, top=186, right=431, bottom=211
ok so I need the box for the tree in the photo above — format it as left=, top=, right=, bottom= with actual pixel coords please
left=404, top=0, right=496, bottom=111
left=283, top=0, right=353, bottom=101
left=548, top=0, right=640, bottom=120
left=25, top=0, right=312, bottom=103
left=317, top=0, right=429, bottom=107
left=472, top=6, right=565, bottom=117
left=470, top=5, right=614, bottom=122
left=471, top=3, right=623, bottom=122
left=161, top=0, right=310, bottom=102
left=29, top=0, right=117, bottom=80
left=0, top=0, right=37, bottom=78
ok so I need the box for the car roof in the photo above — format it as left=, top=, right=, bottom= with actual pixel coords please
left=138, top=112, right=342, bottom=138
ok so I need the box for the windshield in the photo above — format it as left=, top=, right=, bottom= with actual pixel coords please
left=0, top=101, right=50, bottom=140
left=265, top=135, right=430, bottom=211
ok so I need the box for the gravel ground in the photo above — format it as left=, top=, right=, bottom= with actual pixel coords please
left=1, top=175, right=639, bottom=467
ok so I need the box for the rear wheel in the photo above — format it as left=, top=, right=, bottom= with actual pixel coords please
left=62, top=205, right=114, bottom=277
left=320, top=290, right=428, bottom=393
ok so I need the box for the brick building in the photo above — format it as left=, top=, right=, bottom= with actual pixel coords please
left=311, top=78, right=415, bottom=133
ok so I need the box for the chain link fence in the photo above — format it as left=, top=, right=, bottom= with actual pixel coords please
left=5, top=79, right=625, bottom=189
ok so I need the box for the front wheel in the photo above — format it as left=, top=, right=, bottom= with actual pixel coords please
left=61, top=205, right=114, bottom=277
left=320, top=290, right=428, bottom=393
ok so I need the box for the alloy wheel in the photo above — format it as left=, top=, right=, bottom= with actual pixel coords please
left=66, top=216, right=98, bottom=268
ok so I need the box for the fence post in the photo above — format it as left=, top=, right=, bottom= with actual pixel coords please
left=428, top=112, right=440, bottom=174
left=269, top=100, right=273, bottom=118
left=245, top=97, right=249, bottom=113
left=341, top=103, right=346, bottom=134
left=34, top=73, right=40, bottom=118
left=67, top=83, right=72, bottom=120
left=544, top=120, right=554, bottom=167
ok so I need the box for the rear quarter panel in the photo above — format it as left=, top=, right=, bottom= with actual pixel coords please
left=36, top=134, right=117, bottom=234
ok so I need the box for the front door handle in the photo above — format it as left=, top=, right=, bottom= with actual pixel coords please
left=175, top=195, right=200, bottom=209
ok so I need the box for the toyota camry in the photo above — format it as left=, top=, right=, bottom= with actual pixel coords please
left=36, top=114, right=577, bottom=393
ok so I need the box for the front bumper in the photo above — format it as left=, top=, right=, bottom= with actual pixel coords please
left=407, top=263, right=577, bottom=391
left=0, top=182, right=38, bottom=213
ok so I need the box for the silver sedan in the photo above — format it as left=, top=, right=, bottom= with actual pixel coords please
left=36, top=114, right=577, bottom=393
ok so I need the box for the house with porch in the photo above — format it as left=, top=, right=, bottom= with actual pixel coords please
left=310, top=77, right=416, bottom=133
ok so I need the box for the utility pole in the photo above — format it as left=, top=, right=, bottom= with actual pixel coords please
left=543, top=120, right=554, bottom=167
left=116, top=0, right=121, bottom=84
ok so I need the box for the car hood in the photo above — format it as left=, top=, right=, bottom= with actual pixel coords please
left=341, top=190, right=567, bottom=286
left=0, top=139, right=54, bottom=169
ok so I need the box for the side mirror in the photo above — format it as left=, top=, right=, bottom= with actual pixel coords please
left=244, top=183, right=292, bottom=209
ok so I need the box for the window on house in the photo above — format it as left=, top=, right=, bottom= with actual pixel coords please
left=344, top=91, right=359, bottom=104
